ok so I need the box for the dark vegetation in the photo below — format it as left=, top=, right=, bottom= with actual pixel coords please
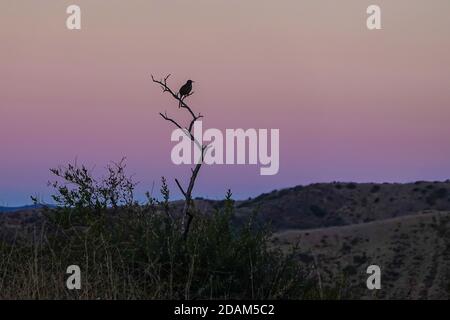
left=0, top=161, right=323, bottom=299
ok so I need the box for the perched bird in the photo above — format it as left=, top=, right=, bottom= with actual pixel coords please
left=178, top=80, right=194, bottom=107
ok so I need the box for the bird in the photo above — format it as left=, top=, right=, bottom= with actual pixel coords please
left=178, top=80, right=194, bottom=107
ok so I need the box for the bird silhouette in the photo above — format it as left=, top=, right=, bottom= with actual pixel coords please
left=178, top=80, right=194, bottom=107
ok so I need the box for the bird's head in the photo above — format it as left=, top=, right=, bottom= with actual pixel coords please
left=187, top=80, right=194, bottom=84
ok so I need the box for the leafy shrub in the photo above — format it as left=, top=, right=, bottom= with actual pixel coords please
left=1, top=160, right=316, bottom=300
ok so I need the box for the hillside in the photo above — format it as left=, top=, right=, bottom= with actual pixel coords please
left=192, top=181, right=450, bottom=299
left=0, top=204, right=51, bottom=213
left=234, top=181, right=450, bottom=230
left=274, top=210, right=450, bottom=299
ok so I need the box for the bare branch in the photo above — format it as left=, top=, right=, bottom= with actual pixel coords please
left=159, top=112, right=184, bottom=132
left=151, top=74, right=208, bottom=238
left=151, top=75, right=202, bottom=129
left=175, top=179, right=186, bottom=198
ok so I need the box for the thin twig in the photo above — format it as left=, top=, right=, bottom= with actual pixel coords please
left=151, top=74, right=207, bottom=237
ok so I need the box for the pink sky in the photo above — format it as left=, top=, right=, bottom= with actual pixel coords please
left=1, top=0, right=450, bottom=205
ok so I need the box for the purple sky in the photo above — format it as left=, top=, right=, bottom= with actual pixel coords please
left=1, top=1, right=450, bottom=206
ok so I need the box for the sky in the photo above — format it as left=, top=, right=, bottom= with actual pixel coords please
left=1, top=0, right=450, bottom=206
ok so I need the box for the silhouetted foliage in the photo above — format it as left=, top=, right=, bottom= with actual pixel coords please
left=0, top=160, right=320, bottom=299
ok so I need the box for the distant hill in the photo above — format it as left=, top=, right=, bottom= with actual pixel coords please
left=186, top=181, right=450, bottom=231
left=233, top=181, right=450, bottom=230
left=0, top=204, right=54, bottom=213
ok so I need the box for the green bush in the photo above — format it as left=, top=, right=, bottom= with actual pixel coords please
left=0, top=161, right=317, bottom=299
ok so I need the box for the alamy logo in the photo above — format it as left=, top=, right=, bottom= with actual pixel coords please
left=66, top=265, right=81, bottom=290
left=366, top=265, right=381, bottom=290
left=66, top=5, right=81, bottom=30
left=366, top=5, right=382, bottom=30
left=170, top=121, right=279, bottom=175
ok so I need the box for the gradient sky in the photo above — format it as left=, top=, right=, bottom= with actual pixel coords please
left=1, top=0, right=450, bottom=206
